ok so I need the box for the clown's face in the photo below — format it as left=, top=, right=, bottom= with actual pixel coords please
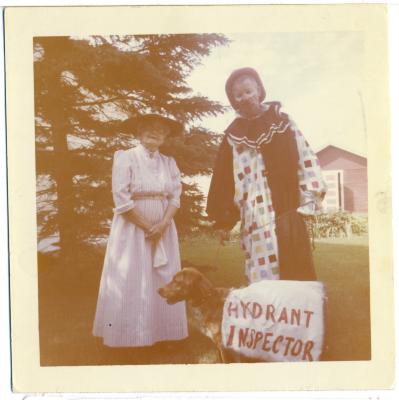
left=232, top=75, right=262, bottom=117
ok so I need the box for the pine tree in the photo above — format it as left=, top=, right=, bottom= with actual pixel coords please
left=34, top=34, right=229, bottom=252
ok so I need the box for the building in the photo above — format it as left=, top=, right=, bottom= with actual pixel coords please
left=316, top=145, right=368, bottom=213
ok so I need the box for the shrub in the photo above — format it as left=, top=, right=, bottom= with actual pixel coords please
left=304, top=211, right=368, bottom=239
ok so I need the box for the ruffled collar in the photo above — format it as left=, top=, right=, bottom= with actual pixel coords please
left=225, top=101, right=291, bottom=149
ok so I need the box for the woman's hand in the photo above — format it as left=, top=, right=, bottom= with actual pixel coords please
left=145, top=221, right=169, bottom=241
left=123, top=209, right=152, bottom=233
left=146, top=203, right=178, bottom=241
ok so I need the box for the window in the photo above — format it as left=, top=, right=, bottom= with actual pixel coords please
left=322, top=170, right=344, bottom=212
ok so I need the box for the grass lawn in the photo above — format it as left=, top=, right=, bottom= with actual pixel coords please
left=38, top=235, right=370, bottom=365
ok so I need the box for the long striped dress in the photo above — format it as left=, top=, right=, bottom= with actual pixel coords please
left=92, top=144, right=188, bottom=347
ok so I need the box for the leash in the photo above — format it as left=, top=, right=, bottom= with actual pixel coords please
left=213, top=241, right=222, bottom=267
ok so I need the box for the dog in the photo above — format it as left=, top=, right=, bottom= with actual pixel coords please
left=159, top=267, right=326, bottom=363
left=158, top=267, right=252, bottom=363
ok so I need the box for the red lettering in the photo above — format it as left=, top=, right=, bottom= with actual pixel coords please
left=304, top=310, right=314, bottom=328
left=240, top=301, right=252, bottom=319
left=302, top=340, right=314, bottom=361
left=246, top=329, right=256, bottom=348
left=277, top=307, right=288, bottom=324
left=238, top=328, right=249, bottom=347
left=262, top=332, right=274, bottom=351
left=226, top=325, right=235, bottom=347
left=272, top=335, right=284, bottom=353
left=266, top=304, right=276, bottom=322
left=227, top=302, right=239, bottom=318
left=291, top=309, right=301, bottom=326
left=253, top=331, right=263, bottom=349
left=283, top=336, right=296, bottom=356
left=252, top=302, right=262, bottom=318
left=291, top=339, right=303, bottom=356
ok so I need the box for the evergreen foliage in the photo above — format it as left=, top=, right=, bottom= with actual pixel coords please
left=34, top=34, right=229, bottom=250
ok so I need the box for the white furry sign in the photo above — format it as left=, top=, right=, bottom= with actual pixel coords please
left=222, top=280, right=326, bottom=362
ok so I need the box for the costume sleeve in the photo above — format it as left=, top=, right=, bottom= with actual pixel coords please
left=111, top=150, right=135, bottom=214
left=168, top=157, right=182, bottom=208
left=294, top=127, right=327, bottom=215
left=206, top=136, right=240, bottom=230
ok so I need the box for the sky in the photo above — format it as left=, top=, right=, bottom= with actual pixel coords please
left=187, top=31, right=366, bottom=157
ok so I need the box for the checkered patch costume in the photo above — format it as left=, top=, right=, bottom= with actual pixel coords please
left=228, top=127, right=326, bottom=284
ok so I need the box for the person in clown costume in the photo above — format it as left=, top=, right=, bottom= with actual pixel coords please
left=207, top=67, right=327, bottom=284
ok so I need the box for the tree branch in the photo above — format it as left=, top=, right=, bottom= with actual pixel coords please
left=73, top=94, right=143, bottom=108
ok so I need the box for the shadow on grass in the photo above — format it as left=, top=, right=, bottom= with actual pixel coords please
left=38, top=235, right=370, bottom=365
left=38, top=246, right=221, bottom=366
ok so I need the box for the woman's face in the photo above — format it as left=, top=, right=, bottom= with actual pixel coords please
left=138, top=120, right=171, bottom=151
left=232, top=76, right=262, bottom=117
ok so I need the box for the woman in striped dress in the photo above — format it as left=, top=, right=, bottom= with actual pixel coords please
left=93, top=114, right=188, bottom=347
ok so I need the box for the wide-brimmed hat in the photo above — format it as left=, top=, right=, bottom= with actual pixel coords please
left=119, top=113, right=183, bottom=137
left=225, top=67, right=266, bottom=110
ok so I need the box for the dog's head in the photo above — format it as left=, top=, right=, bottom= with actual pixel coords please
left=158, top=267, right=214, bottom=306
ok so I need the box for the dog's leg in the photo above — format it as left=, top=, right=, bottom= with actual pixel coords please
left=218, top=346, right=228, bottom=363
left=218, top=347, right=242, bottom=363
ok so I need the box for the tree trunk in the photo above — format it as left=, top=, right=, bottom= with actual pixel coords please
left=52, top=118, right=75, bottom=255
left=45, top=74, right=76, bottom=255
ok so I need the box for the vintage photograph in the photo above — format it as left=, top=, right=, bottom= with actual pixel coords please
left=6, top=3, right=394, bottom=392
left=34, top=31, right=370, bottom=366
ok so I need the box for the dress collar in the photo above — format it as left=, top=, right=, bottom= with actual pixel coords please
left=137, top=143, right=160, bottom=160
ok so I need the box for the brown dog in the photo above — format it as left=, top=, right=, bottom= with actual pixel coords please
left=158, top=267, right=233, bottom=362
left=158, top=267, right=258, bottom=363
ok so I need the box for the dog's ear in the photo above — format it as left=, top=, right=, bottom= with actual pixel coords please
left=190, top=272, right=213, bottom=306
left=197, top=275, right=213, bottom=297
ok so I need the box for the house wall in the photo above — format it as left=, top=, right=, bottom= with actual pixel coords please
left=317, top=147, right=368, bottom=213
